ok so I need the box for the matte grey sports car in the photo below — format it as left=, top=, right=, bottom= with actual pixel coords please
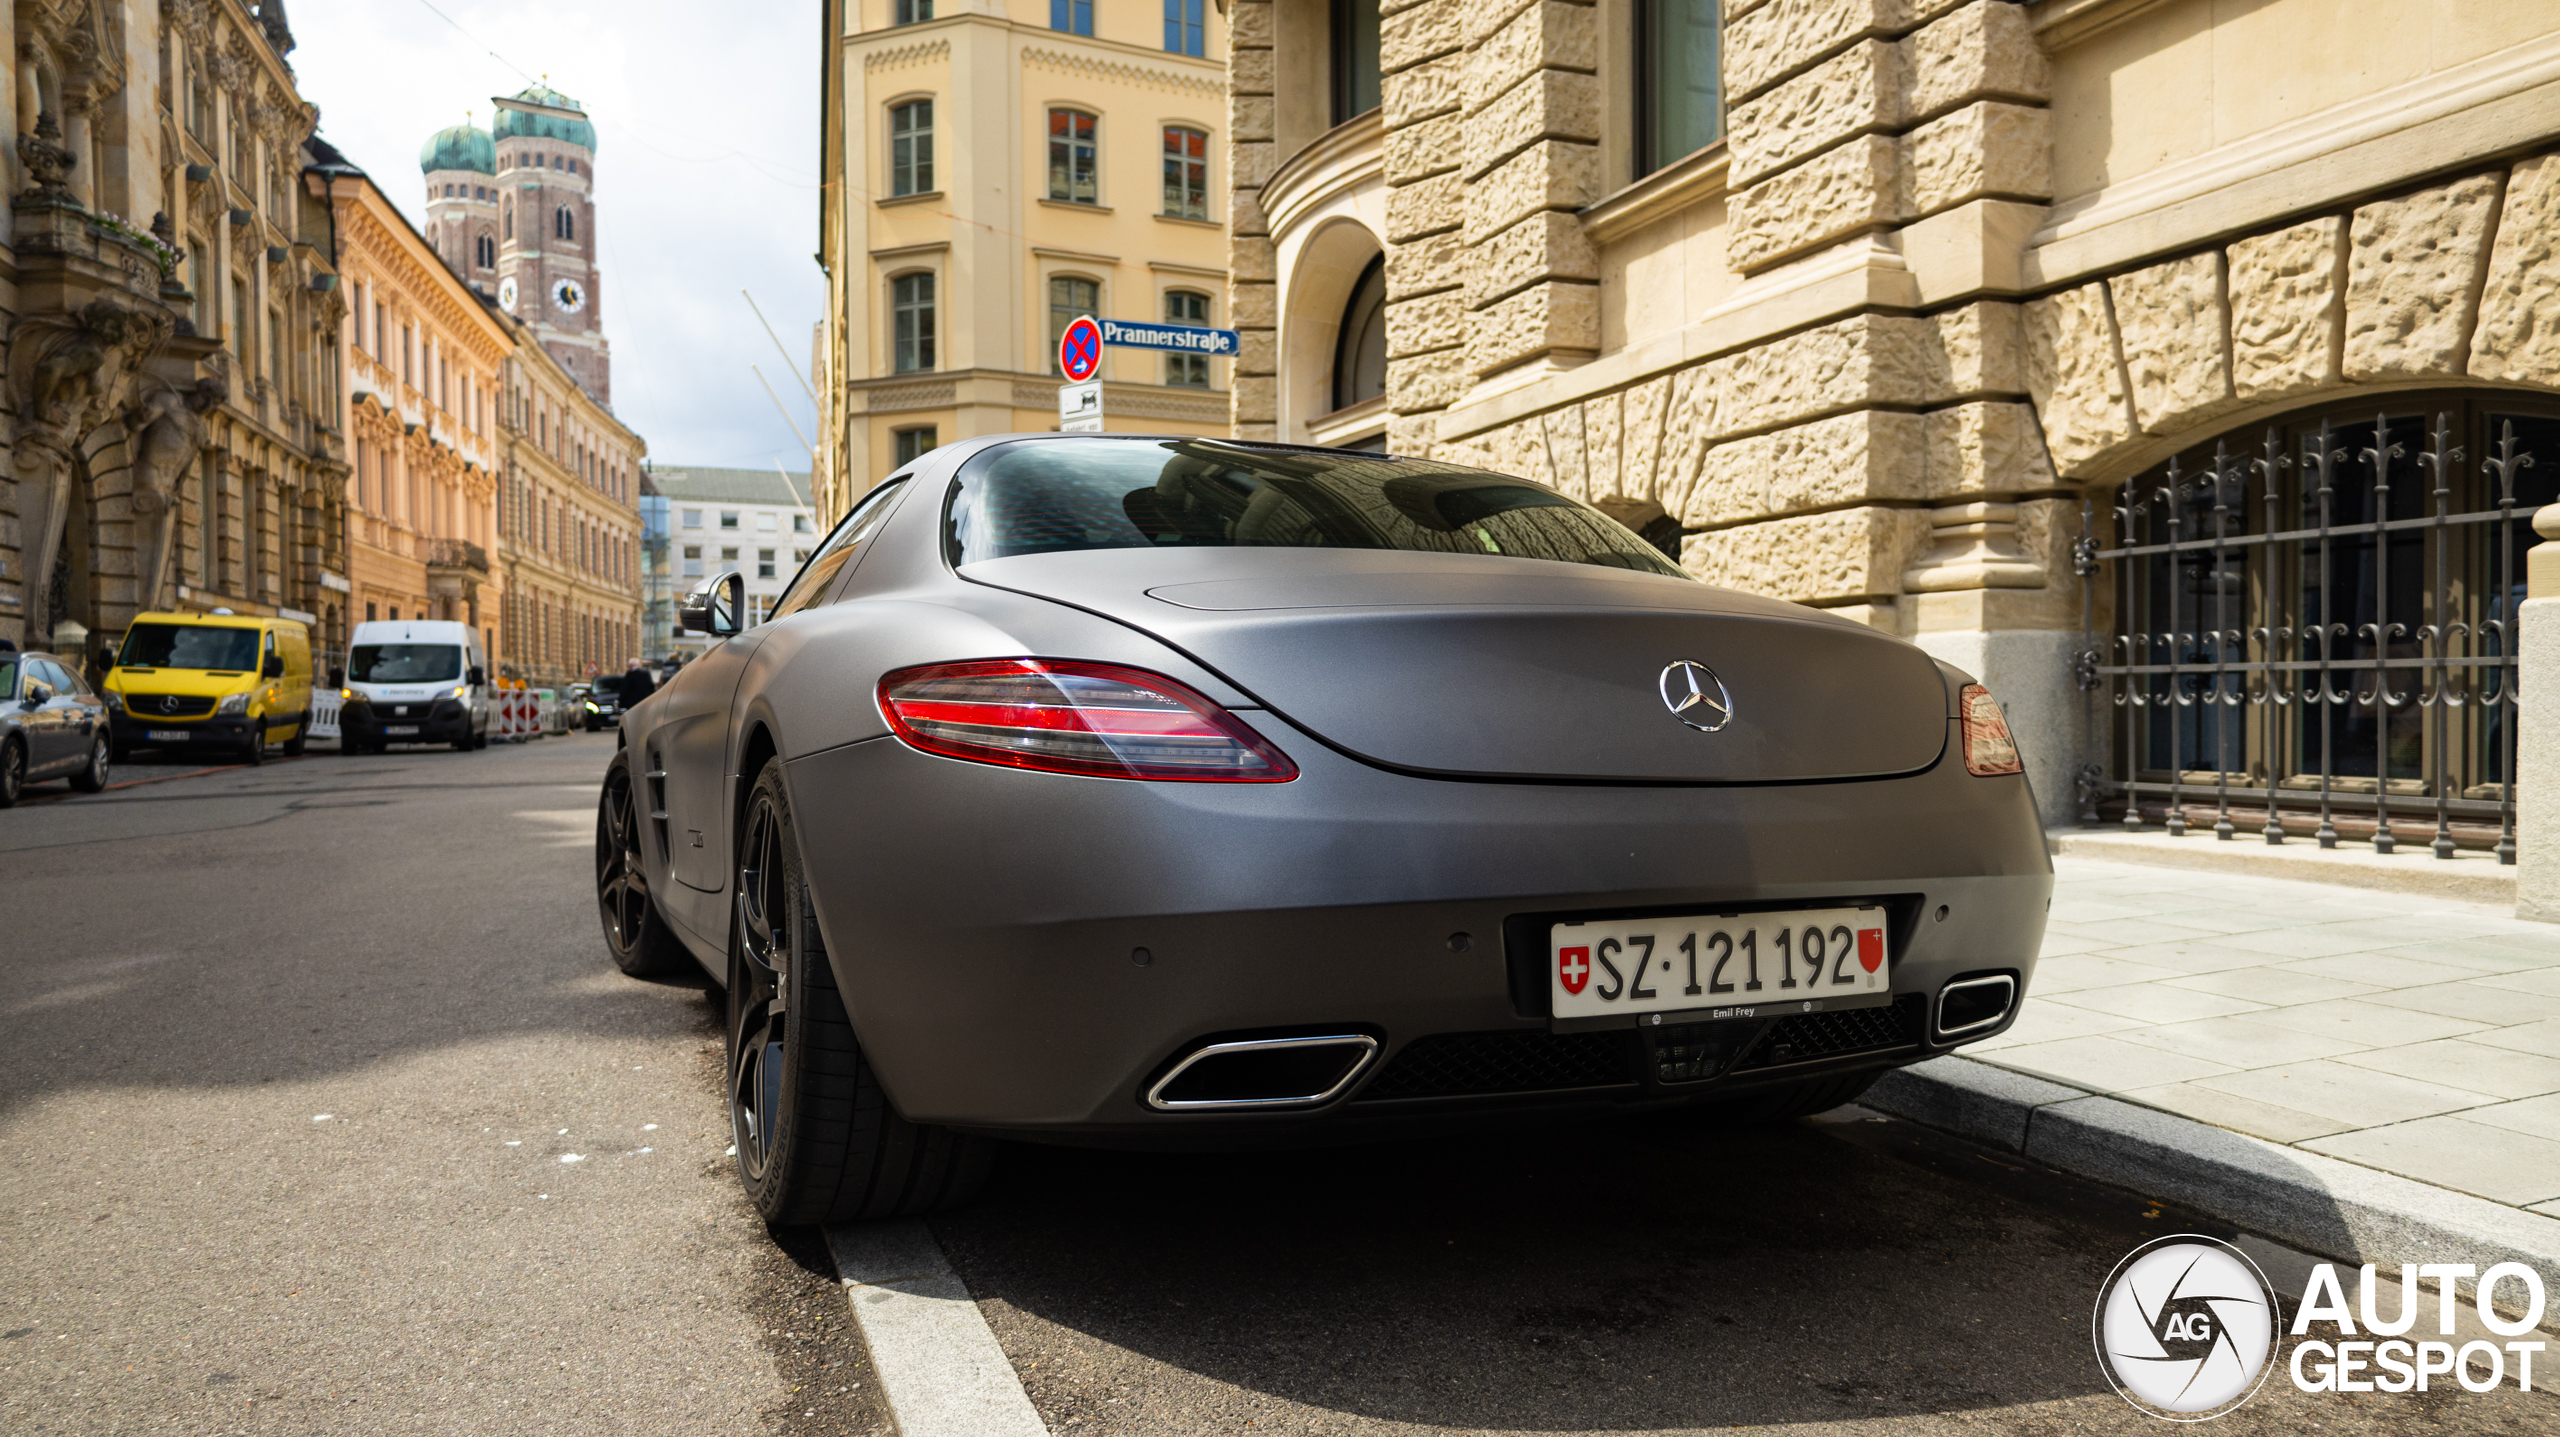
left=596, top=434, right=2050, bottom=1224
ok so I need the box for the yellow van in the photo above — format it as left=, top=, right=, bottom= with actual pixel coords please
left=103, top=610, right=314, bottom=766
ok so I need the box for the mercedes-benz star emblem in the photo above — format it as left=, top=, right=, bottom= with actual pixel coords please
left=1659, top=660, right=1733, bottom=732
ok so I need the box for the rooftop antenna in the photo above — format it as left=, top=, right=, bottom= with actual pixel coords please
left=742, top=290, right=819, bottom=407
left=751, top=364, right=815, bottom=464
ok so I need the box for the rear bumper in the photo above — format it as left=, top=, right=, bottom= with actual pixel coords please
left=782, top=720, right=2051, bottom=1142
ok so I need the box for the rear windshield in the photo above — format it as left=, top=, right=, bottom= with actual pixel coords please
left=945, top=439, right=1687, bottom=577
left=349, top=644, right=462, bottom=683
left=590, top=676, right=623, bottom=697
left=120, top=623, right=259, bottom=672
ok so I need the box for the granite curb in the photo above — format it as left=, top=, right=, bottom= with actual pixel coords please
left=826, top=1219, right=1048, bottom=1437
left=1866, top=1055, right=2560, bottom=1297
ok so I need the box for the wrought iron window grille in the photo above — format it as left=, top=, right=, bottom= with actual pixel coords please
left=2076, top=405, right=2555, bottom=864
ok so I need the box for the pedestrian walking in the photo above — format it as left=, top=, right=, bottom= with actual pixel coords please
left=618, top=659, right=656, bottom=708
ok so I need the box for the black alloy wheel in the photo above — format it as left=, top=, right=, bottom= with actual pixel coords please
left=69, top=734, right=109, bottom=793
left=595, top=751, right=689, bottom=978
left=726, top=759, right=992, bottom=1224
left=0, top=737, right=22, bottom=808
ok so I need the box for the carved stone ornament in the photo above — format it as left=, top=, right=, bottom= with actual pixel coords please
left=10, top=296, right=179, bottom=638
left=128, top=374, right=226, bottom=516
left=16, top=111, right=78, bottom=203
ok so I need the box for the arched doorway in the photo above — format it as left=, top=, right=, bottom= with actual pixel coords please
left=2084, top=392, right=2560, bottom=854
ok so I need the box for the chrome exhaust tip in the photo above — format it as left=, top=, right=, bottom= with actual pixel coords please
left=1144, top=1034, right=1380, bottom=1112
left=1935, top=974, right=2017, bottom=1039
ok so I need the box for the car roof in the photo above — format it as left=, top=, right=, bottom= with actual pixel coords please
left=129, top=610, right=298, bottom=631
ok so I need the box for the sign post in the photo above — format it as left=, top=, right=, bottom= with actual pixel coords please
left=1056, top=314, right=1104, bottom=432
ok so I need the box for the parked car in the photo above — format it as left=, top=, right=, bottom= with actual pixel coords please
left=0, top=650, right=111, bottom=806
left=102, top=611, right=314, bottom=765
left=579, top=675, right=625, bottom=731
left=337, top=619, right=491, bottom=753
left=595, top=435, right=2051, bottom=1225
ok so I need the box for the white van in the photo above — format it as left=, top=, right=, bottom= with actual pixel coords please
left=338, top=619, right=491, bottom=754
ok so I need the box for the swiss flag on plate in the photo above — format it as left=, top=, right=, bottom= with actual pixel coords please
left=1557, top=946, right=1591, bottom=995
left=1857, top=928, right=1886, bottom=974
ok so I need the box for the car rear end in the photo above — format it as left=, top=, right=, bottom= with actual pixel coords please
left=783, top=438, right=2050, bottom=1144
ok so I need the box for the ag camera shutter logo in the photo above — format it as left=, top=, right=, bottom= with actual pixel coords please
left=2094, top=1235, right=2279, bottom=1420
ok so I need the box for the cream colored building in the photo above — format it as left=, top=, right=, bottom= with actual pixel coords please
left=1232, top=0, right=2560, bottom=833
left=495, top=320, right=645, bottom=687
left=814, top=0, right=1233, bottom=522
left=317, top=160, right=510, bottom=656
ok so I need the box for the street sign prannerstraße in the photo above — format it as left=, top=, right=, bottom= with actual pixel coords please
left=1058, top=315, right=1102, bottom=383
left=1058, top=379, right=1103, bottom=433
left=1097, top=318, right=1242, bottom=356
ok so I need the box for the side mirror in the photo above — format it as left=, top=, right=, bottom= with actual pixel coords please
left=24, top=682, right=52, bottom=706
left=261, top=654, right=284, bottom=679
left=468, top=666, right=486, bottom=687
left=328, top=667, right=345, bottom=688
left=677, top=570, right=746, bottom=638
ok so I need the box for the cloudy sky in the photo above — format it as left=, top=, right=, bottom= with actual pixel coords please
left=291, top=0, right=825, bottom=474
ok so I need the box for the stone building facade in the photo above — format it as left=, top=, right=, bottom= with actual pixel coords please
left=814, top=0, right=1233, bottom=522
left=493, top=314, right=643, bottom=687
left=1229, top=0, right=2560, bottom=826
left=313, top=154, right=510, bottom=655
left=0, top=0, right=350, bottom=669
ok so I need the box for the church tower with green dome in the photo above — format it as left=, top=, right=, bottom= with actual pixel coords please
left=488, top=85, right=610, bottom=405
left=420, top=120, right=500, bottom=296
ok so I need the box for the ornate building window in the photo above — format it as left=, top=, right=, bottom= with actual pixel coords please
left=1050, top=0, right=1092, bottom=35
left=895, top=426, right=937, bottom=465
left=1164, top=290, right=1211, bottom=388
left=1162, top=126, right=1208, bottom=219
left=476, top=233, right=495, bottom=268
left=555, top=205, right=576, bottom=241
left=1048, top=276, right=1098, bottom=375
left=892, top=272, right=936, bottom=373
left=1332, top=255, right=1387, bottom=410
left=1330, top=0, right=1381, bottom=125
left=1163, top=0, right=1204, bottom=56
left=1636, top=0, right=1722, bottom=176
left=1048, top=110, right=1098, bottom=204
left=890, top=100, right=934, bottom=197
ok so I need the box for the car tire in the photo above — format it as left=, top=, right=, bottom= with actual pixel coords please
left=472, top=728, right=489, bottom=750
left=0, top=737, right=23, bottom=808
left=596, top=751, right=691, bottom=979
left=239, top=726, right=264, bottom=766
left=283, top=715, right=307, bottom=757
left=69, top=735, right=109, bottom=792
left=728, top=758, right=994, bottom=1224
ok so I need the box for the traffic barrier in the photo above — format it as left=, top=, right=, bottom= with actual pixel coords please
left=495, top=688, right=539, bottom=741
left=309, top=689, right=342, bottom=740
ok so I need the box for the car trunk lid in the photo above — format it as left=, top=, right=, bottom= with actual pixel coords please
left=963, top=549, right=1948, bottom=783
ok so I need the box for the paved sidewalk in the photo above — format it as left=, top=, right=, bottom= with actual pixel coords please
left=1973, top=852, right=2560, bottom=1216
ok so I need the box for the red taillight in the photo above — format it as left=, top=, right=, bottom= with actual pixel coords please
left=877, top=659, right=1298, bottom=782
left=1959, top=683, right=2024, bottom=776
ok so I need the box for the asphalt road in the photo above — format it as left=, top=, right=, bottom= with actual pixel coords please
left=3, top=737, right=2551, bottom=1435
left=937, top=1111, right=2559, bottom=1435
left=0, top=735, right=891, bottom=1436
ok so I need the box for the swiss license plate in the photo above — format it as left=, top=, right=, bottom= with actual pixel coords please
left=1551, top=906, right=1891, bottom=1024
left=147, top=729, right=190, bottom=741
left=384, top=725, right=420, bottom=735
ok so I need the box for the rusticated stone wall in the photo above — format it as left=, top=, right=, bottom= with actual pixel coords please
left=2028, top=158, right=2552, bottom=480
left=1227, top=0, right=1280, bottom=440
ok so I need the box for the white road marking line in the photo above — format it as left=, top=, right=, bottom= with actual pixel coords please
left=825, top=1220, right=1047, bottom=1437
